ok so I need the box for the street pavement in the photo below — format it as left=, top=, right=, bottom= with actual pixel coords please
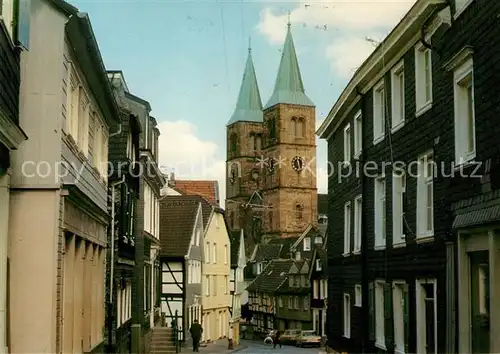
left=182, top=339, right=324, bottom=353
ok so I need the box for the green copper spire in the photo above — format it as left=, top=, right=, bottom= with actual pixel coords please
left=227, top=40, right=263, bottom=126
left=264, top=22, right=314, bottom=109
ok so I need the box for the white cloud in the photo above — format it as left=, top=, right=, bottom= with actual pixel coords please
left=258, top=0, right=417, bottom=75
left=157, top=120, right=227, bottom=206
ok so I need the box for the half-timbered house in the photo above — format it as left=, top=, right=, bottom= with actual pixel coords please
left=159, top=196, right=209, bottom=341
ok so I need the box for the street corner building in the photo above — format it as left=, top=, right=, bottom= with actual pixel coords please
left=5, top=0, right=120, bottom=352
left=317, top=0, right=500, bottom=353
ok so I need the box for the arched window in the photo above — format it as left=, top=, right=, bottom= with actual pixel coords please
left=255, top=134, right=262, bottom=152
left=298, top=118, right=305, bottom=137
left=268, top=118, right=276, bottom=139
left=295, top=203, right=303, bottom=220
left=292, top=117, right=297, bottom=136
left=249, top=133, right=255, bottom=152
left=230, top=133, right=238, bottom=154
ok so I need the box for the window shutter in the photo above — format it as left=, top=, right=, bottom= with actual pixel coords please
left=384, top=283, right=393, bottom=348
left=368, top=282, right=374, bottom=340
left=403, top=284, right=409, bottom=353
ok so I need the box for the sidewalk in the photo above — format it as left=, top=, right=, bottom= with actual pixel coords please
left=181, top=339, right=247, bottom=353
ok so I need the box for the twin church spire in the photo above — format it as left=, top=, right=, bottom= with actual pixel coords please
left=227, top=22, right=314, bottom=126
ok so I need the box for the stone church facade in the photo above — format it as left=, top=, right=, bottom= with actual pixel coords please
left=225, top=23, right=317, bottom=256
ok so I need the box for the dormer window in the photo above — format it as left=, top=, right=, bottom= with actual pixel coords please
left=295, top=251, right=301, bottom=261
left=303, top=237, right=311, bottom=251
left=316, top=259, right=322, bottom=271
left=257, top=262, right=263, bottom=274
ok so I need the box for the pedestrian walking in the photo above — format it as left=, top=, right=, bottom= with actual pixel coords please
left=273, top=329, right=282, bottom=348
left=189, top=319, right=203, bottom=352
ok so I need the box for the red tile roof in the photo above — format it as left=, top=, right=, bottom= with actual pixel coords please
left=171, top=180, right=219, bottom=206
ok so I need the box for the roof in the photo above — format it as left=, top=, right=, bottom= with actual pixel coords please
left=318, top=194, right=328, bottom=215
left=316, top=0, right=446, bottom=138
left=247, top=259, right=295, bottom=293
left=267, top=236, right=300, bottom=258
left=163, top=195, right=213, bottom=230
left=159, top=197, right=201, bottom=258
left=264, top=24, right=314, bottom=109
left=227, top=48, right=263, bottom=125
left=230, top=230, right=242, bottom=267
left=171, top=180, right=220, bottom=206
left=253, top=243, right=283, bottom=262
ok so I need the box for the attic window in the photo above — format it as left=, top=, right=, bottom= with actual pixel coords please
left=295, top=251, right=301, bottom=260
left=257, top=262, right=263, bottom=274
left=303, top=237, right=311, bottom=251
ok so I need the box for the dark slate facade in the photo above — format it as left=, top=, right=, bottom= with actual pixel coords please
left=105, top=109, right=141, bottom=353
left=319, top=0, right=500, bottom=353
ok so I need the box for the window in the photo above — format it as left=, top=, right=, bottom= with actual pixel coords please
left=294, top=297, right=299, bottom=309
left=303, top=237, right=311, bottom=251
left=278, top=297, right=283, bottom=307
left=225, top=276, right=228, bottom=294
left=230, top=133, right=238, bottom=154
left=391, top=61, right=405, bottom=130
left=374, top=177, right=386, bottom=249
left=295, top=251, right=301, bottom=261
left=304, top=296, right=309, bottom=311
left=453, top=56, right=475, bottom=164
left=212, top=243, right=217, bottom=263
left=298, top=118, right=305, bottom=137
left=343, top=201, right=351, bottom=255
left=267, top=118, right=276, bottom=140
left=212, top=275, right=217, bottom=296
left=256, top=262, right=263, bottom=274
left=295, top=204, right=303, bottom=220
left=375, top=281, right=385, bottom=349
left=355, top=285, right=362, bottom=307
left=316, top=259, right=322, bottom=271
left=313, top=280, right=319, bottom=299
left=224, top=245, right=228, bottom=264
left=416, top=279, right=437, bottom=354
left=343, top=293, right=351, bottom=338
left=288, top=296, right=292, bottom=309
left=314, top=235, right=323, bottom=244
left=415, top=43, right=433, bottom=114
left=417, top=152, right=434, bottom=239
left=373, top=80, right=385, bottom=143
left=393, top=282, right=409, bottom=354
left=353, top=195, right=362, bottom=253
left=205, top=275, right=210, bottom=296
left=205, top=242, right=210, bottom=263
left=392, top=170, right=406, bottom=246
left=249, top=133, right=255, bottom=152
left=343, top=123, right=351, bottom=163
left=354, top=111, right=362, bottom=158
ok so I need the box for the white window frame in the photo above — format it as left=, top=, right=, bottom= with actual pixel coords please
left=453, top=56, right=475, bottom=165
left=343, top=123, right=352, bottom=164
left=256, top=262, right=263, bottom=274
left=392, top=170, right=406, bottom=247
left=313, top=280, right=319, bottom=299
left=375, top=280, right=386, bottom=350
left=316, top=258, right=322, bottom=271
left=374, top=177, right=386, bottom=250
left=353, top=110, right=362, bottom=159
left=212, top=242, right=217, bottom=263
left=373, top=80, right=386, bottom=144
left=303, top=237, right=311, bottom=251
left=224, top=244, right=228, bottom=264
left=354, top=284, right=362, bottom=307
left=392, top=281, right=407, bottom=354
left=353, top=195, right=362, bottom=254
left=343, top=201, right=351, bottom=256
left=343, top=293, right=351, bottom=338
left=416, top=278, right=437, bottom=354
left=205, top=275, right=210, bottom=296
left=391, top=60, right=405, bottom=132
left=454, top=0, right=474, bottom=19
left=415, top=42, right=433, bottom=116
left=416, top=151, right=434, bottom=240
left=205, top=242, right=210, bottom=263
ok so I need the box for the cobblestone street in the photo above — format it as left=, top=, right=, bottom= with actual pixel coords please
left=182, top=340, right=324, bottom=353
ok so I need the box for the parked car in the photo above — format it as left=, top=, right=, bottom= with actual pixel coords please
left=280, top=329, right=302, bottom=345
left=295, top=330, right=322, bottom=347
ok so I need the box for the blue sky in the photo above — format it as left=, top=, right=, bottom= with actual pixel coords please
left=71, top=0, right=415, bottom=205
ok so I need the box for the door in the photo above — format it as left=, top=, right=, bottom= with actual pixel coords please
left=469, top=250, right=490, bottom=353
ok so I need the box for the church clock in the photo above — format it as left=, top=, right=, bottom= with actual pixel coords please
left=291, top=156, right=304, bottom=172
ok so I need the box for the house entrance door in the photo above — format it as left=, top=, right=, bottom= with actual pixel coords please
left=469, top=250, right=490, bottom=353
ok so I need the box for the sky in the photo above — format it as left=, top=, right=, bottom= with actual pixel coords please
left=71, top=0, right=417, bottom=207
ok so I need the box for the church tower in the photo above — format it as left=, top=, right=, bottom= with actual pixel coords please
left=261, top=22, right=318, bottom=239
left=226, top=44, right=265, bottom=255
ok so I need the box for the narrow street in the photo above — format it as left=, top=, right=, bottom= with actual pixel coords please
left=184, top=340, right=323, bottom=354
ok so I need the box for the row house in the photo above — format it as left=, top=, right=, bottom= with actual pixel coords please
left=163, top=175, right=220, bottom=207
left=159, top=196, right=207, bottom=342
left=310, top=244, right=328, bottom=338
left=8, top=0, right=118, bottom=352
left=0, top=0, right=29, bottom=351
left=105, top=72, right=142, bottom=352
left=229, top=229, right=246, bottom=344
left=317, top=0, right=500, bottom=353
left=108, top=70, right=166, bottom=352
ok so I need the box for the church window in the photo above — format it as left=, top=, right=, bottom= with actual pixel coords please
left=298, top=118, right=305, bottom=137
left=292, top=117, right=297, bottom=136
left=255, top=134, right=262, bottom=152
left=295, top=204, right=303, bottom=220
left=268, top=118, right=276, bottom=140
left=230, top=133, right=238, bottom=154
left=249, top=133, right=255, bottom=152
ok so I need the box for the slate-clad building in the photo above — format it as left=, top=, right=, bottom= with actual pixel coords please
left=317, top=0, right=500, bottom=353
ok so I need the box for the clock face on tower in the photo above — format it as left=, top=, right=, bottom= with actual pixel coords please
left=291, top=156, right=304, bottom=172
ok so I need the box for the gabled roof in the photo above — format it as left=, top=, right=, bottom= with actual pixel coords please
left=253, top=243, right=282, bottom=262
left=162, top=195, right=213, bottom=230
left=264, top=24, right=314, bottom=109
left=159, top=197, right=201, bottom=258
left=227, top=47, right=263, bottom=125
left=171, top=180, right=220, bottom=206
left=267, top=236, right=300, bottom=258
left=247, top=259, right=295, bottom=293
